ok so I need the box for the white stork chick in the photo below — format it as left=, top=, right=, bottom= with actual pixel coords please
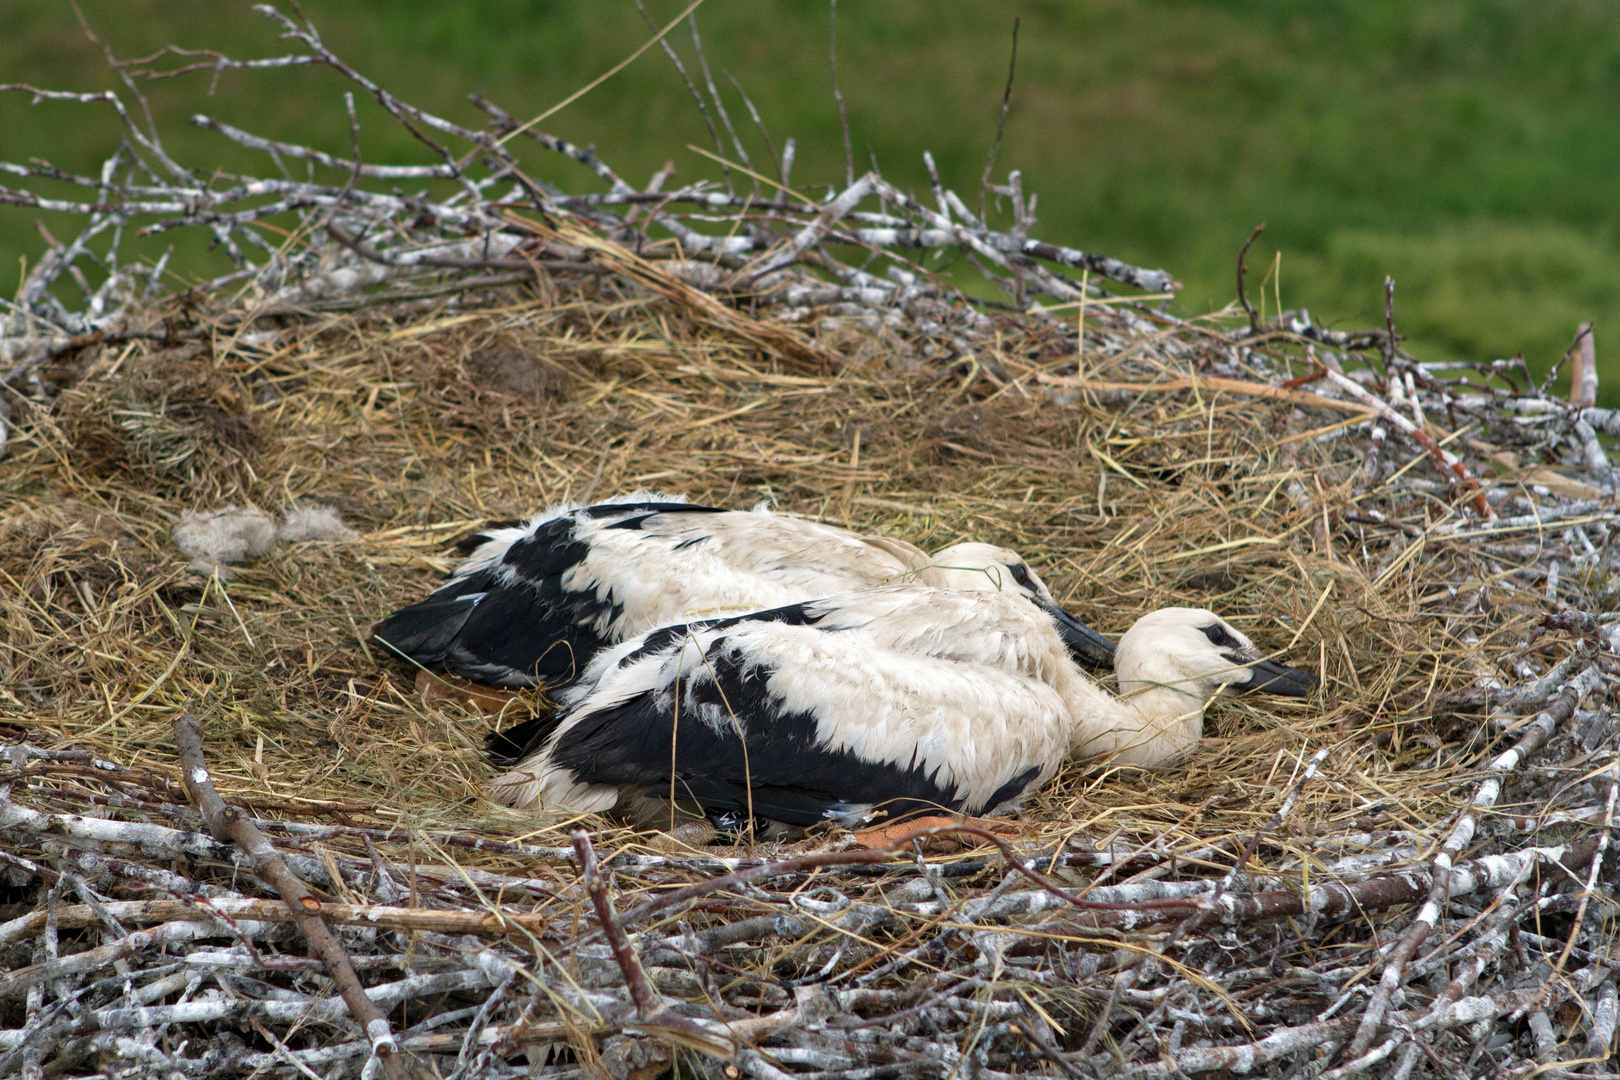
left=485, top=592, right=1314, bottom=831
left=373, top=492, right=1114, bottom=689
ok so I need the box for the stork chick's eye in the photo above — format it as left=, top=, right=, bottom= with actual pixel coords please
left=1008, top=563, right=1031, bottom=587
left=1200, top=623, right=1243, bottom=650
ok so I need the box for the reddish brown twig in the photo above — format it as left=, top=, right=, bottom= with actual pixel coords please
left=829, top=0, right=853, bottom=189
left=978, top=17, right=1020, bottom=224
left=570, top=829, right=737, bottom=1061
left=1236, top=223, right=1266, bottom=334
left=174, top=712, right=408, bottom=1080
left=1282, top=367, right=1328, bottom=390
left=1320, top=364, right=1494, bottom=518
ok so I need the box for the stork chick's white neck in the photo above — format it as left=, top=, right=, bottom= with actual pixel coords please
left=1108, top=681, right=1209, bottom=765
left=1088, top=605, right=1291, bottom=768
left=1042, top=659, right=1207, bottom=768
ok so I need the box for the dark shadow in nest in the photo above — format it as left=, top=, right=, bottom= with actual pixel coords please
left=0, top=868, right=42, bottom=930
left=466, top=345, right=579, bottom=401
left=924, top=397, right=1065, bottom=464
left=163, top=399, right=258, bottom=453
left=53, top=344, right=262, bottom=499
left=1109, top=438, right=1240, bottom=493
left=1174, top=566, right=1247, bottom=600
left=0, top=509, right=182, bottom=691
left=0, top=508, right=166, bottom=606
left=417, top=342, right=585, bottom=433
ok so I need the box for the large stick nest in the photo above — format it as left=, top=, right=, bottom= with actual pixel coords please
left=2, top=8, right=1619, bottom=1078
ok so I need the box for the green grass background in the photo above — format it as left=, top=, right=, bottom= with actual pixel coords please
left=4, top=1, right=1619, bottom=402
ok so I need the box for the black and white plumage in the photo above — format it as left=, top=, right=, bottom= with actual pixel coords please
left=372, top=492, right=1115, bottom=688
left=486, top=592, right=1315, bottom=830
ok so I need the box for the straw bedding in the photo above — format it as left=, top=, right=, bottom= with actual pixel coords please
left=1, top=9, right=1618, bottom=1078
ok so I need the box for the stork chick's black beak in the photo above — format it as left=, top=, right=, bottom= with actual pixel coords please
left=1225, top=652, right=1317, bottom=697
left=1043, top=602, right=1117, bottom=670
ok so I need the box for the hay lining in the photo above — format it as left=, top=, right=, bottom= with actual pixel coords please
left=2, top=8, right=1619, bottom=1078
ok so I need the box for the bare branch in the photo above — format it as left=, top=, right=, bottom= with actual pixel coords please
left=829, top=0, right=853, bottom=188
left=1236, top=222, right=1265, bottom=334
left=978, top=17, right=1020, bottom=224
left=173, top=712, right=408, bottom=1080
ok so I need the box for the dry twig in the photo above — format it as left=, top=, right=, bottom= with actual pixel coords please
left=174, top=712, right=409, bottom=1080
left=0, top=9, right=1615, bottom=1078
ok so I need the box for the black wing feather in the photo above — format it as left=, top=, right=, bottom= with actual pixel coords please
left=548, top=636, right=964, bottom=826
left=981, top=765, right=1043, bottom=812
left=610, top=601, right=828, bottom=669
left=375, top=501, right=782, bottom=688
left=485, top=713, right=564, bottom=767
left=454, top=520, right=524, bottom=555
left=586, top=501, right=726, bottom=522
left=370, top=575, right=487, bottom=666
left=375, top=514, right=614, bottom=686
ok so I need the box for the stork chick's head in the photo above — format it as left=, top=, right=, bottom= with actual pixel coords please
left=923, top=542, right=1054, bottom=595
left=1116, top=608, right=1316, bottom=702
left=923, top=542, right=1116, bottom=668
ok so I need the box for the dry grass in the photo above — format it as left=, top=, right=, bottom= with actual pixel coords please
left=3, top=9, right=1614, bottom=1072
left=2, top=283, right=1538, bottom=843
left=1, top=273, right=1613, bottom=1076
